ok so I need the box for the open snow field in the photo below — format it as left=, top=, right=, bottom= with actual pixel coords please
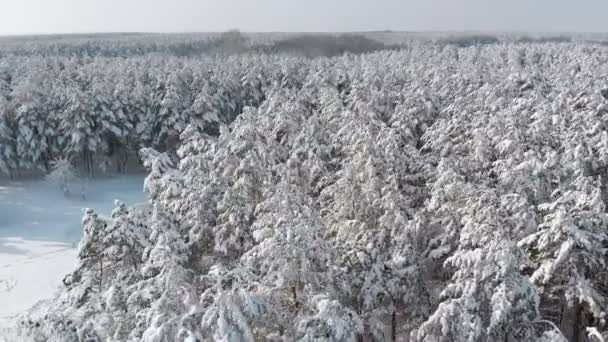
left=0, top=175, right=146, bottom=333
left=0, top=239, right=78, bottom=332
left=0, top=175, right=147, bottom=242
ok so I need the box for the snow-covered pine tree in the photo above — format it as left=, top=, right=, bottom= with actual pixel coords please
left=0, top=109, right=16, bottom=177
left=417, top=190, right=545, bottom=341
left=519, top=174, right=608, bottom=341
left=12, top=72, right=55, bottom=171
left=60, top=90, right=98, bottom=176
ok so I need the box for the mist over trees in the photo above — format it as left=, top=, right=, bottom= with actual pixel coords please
left=2, top=33, right=608, bottom=341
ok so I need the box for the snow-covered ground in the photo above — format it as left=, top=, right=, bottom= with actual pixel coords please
left=0, top=175, right=147, bottom=242
left=0, top=175, right=146, bottom=335
left=0, top=239, right=77, bottom=332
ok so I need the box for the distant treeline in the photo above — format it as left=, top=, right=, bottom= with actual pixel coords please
left=435, top=34, right=578, bottom=48
left=2, top=31, right=602, bottom=59
left=0, top=31, right=401, bottom=58
left=254, top=33, right=403, bottom=57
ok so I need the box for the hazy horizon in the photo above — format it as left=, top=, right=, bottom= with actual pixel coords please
left=0, top=29, right=605, bottom=38
left=1, top=0, right=608, bottom=36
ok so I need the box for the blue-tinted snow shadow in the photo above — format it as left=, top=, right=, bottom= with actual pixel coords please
left=0, top=175, right=147, bottom=243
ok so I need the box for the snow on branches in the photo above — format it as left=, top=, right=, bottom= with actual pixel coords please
left=15, top=40, right=608, bottom=342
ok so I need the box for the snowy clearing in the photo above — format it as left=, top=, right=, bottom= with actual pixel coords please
left=0, top=175, right=146, bottom=242
left=0, top=238, right=77, bottom=330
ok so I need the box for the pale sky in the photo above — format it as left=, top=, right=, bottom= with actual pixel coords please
left=1, top=0, right=607, bottom=35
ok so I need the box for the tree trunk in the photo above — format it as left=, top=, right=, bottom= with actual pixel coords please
left=82, top=151, right=93, bottom=178
left=123, top=149, right=129, bottom=173
left=600, top=172, right=608, bottom=213
left=559, top=297, right=566, bottom=332
left=391, top=311, right=397, bottom=342
left=99, top=256, right=104, bottom=292
left=43, top=157, right=50, bottom=172
left=573, top=302, right=583, bottom=342
left=88, top=152, right=93, bottom=178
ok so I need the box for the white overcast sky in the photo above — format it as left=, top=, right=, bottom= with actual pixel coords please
left=1, top=0, right=607, bottom=35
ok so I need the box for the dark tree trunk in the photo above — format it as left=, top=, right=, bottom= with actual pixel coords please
left=99, top=256, right=103, bottom=292
left=43, top=157, right=50, bottom=172
left=559, top=298, right=566, bottom=332
left=122, top=149, right=129, bottom=173
left=573, top=302, right=583, bottom=342
left=90, top=153, right=94, bottom=178
left=600, top=172, right=608, bottom=213
left=391, top=310, right=397, bottom=342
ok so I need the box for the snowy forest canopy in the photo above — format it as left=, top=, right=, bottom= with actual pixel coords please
left=0, top=32, right=415, bottom=177
left=3, top=33, right=608, bottom=341
left=0, top=32, right=605, bottom=177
